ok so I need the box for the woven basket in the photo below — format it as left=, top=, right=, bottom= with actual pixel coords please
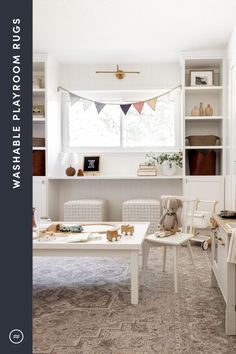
left=186, top=135, right=220, bottom=146
left=33, top=137, right=45, bottom=147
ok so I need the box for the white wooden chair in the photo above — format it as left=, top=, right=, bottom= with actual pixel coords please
left=142, top=195, right=196, bottom=293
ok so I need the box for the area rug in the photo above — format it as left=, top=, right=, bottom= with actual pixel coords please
left=33, top=245, right=236, bottom=354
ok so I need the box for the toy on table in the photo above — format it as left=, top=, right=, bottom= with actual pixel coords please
left=155, top=197, right=182, bottom=237
left=121, top=224, right=134, bottom=235
left=106, top=230, right=121, bottom=242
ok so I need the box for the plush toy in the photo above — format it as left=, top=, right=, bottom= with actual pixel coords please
left=157, top=197, right=183, bottom=235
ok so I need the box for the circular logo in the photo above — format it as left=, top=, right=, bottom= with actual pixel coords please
left=9, top=329, right=24, bottom=344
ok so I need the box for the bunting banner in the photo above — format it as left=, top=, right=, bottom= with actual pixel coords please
left=120, top=104, right=132, bottom=115
left=95, top=102, right=106, bottom=114
left=133, top=101, right=144, bottom=114
left=81, top=99, right=93, bottom=111
left=59, top=85, right=181, bottom=116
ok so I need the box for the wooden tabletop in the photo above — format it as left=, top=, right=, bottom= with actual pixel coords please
left=212, top=214, right=236, bottom=235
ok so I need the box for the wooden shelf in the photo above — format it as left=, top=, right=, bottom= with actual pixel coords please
left=185, top=146, right=223, bottom=150
left=185, top=116, right=223, bottom=120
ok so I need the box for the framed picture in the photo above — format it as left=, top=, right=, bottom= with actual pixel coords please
left=32, top=105, right=45, bottom=118
left=190, top=70, right=213, bottom=86
left=83, top=156, right=100, bottom=172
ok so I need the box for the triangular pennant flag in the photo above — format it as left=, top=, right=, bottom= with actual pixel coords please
left=95, top=102, right=105, bottom=114
left=82, top=99, right=93, bottom=111
left=146, top=97, right=157, bottom=111
left=70, top=93, right=80, bottom=106
left=120, top=104, right=132, bottom=115
left=133, top=101, right=144, bottom=114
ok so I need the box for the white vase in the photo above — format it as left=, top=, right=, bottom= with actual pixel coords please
left=162, top=161, right=176, bottom=176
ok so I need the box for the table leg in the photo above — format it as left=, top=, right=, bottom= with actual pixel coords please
left=131, top=250, right=139, bottom=305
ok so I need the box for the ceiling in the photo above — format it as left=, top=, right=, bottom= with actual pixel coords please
left=33, top=0, right=236, bottom=64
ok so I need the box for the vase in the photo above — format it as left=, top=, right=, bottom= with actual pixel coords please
left=191, top=106, right=200, bottom=116
left=199, top=102, right=204, bottom=116
left=162, top=161, right=177, bottom=176
left=205, top=104, right=213, bottom=116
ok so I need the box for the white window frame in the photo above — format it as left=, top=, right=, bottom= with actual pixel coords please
left=61, top=89, right=182, bottom=153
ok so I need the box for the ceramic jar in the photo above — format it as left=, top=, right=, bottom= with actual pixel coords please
left=162, top=161, right=176, bottom=176
left=205, top=104, right=213, bottom=116
left=191, top=106, right=199, bottom=116
left=199, top=102, right=204, bottom=116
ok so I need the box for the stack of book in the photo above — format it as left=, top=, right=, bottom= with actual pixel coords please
left=137, top=163, right=157, bottom=176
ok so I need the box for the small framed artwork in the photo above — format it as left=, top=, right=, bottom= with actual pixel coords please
left=32, top=105, right=45, bottom=118
left=190, top=70, right=214, bottom=86
left=83, top=156, right=100, bottom=173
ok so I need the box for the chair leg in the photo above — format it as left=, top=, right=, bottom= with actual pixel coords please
left=187, top=240, right=196, bottom=271
left=173, top=247, right=178, bottom=293
left=163, top=246, right=167, bottom=272
left=141, top=241, right=150, bottom=284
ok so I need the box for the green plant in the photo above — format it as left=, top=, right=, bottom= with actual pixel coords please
left=145, top=152, right=183, bottom=168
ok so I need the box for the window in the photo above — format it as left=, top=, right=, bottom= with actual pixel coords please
left=62, top=90, right=181, bottom=151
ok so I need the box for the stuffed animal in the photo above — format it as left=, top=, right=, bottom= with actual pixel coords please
left=157, top=197, right=183, bottom=235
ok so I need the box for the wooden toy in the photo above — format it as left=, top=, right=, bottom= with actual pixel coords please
left=106, top=230, right=121, bottom=242
left=121, top=224, right=134, bottom=235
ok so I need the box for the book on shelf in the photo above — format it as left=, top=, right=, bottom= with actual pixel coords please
left=139, top=163, right=156, bottom=170
left=137, top=169, right=157, bottom=176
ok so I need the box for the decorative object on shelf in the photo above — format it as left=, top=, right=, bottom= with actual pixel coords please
left=121, top=224, right=134, bottom=235
left=62, top=152, right=79, bottom=176
left=96, top=64, right=140, bottom=80
left=137, top=163, right=157, bottom=176
left=188, top=150, right=216, bottom=175
left=191, top=106, right=200, bottom=116
left=157, top=197, right=182, bottom=235
left=205, top=104, right=213, bottom=116
left=186, top=135, right=220, bottom=146
left=190, top=69, right=213, bottom=86
left=146, top=152, right=183, bottom=176
left=106, top=230, right=121, bottom=242
left=77, top=169, right=84, bottom=176
left=32, top=137, right=45, bottom=147
left=83, top=156, right=100, bottom=173
left=66, top=166, right=76, bottom=176
left=33, top=77, right=42, bottom=89
left=199, top=102, right=204, bottom=116
left=32, top=105, right=44, bottom=118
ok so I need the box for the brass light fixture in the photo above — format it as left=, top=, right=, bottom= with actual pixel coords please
left=96, top=65, right=140, bottom=80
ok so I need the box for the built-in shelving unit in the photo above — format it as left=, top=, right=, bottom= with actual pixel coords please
left=33, top=55, right=47, bottom=176
left=182, top=55, right=225, bottom=177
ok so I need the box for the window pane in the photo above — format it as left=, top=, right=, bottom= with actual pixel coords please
left=122, top=100, right=176, bottom=147
left=68, top=102, right=120, bottom=147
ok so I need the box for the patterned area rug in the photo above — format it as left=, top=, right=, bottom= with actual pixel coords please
left=33, top=246, right=236, bottom=354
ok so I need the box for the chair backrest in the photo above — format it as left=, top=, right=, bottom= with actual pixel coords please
left=160, top=195, right=196, bottom=233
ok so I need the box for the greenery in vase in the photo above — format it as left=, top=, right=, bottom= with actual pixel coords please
left=145, top=152, right=183, bottom=168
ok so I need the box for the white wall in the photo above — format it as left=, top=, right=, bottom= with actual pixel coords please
left=226, top=27, right=236, bottom=209
left=59, top=63, right=180, bottom=90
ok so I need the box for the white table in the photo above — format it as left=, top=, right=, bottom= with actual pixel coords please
left=33, top=222, right=149, bottom=305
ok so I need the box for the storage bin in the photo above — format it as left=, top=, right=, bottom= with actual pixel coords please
left=186, top=135, right=220, bottom=146
left=188, top=150, right=216, bottom=175
left=33, top=150, right=45, bottom=176
left=33, top=137, right=45, bottom=147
